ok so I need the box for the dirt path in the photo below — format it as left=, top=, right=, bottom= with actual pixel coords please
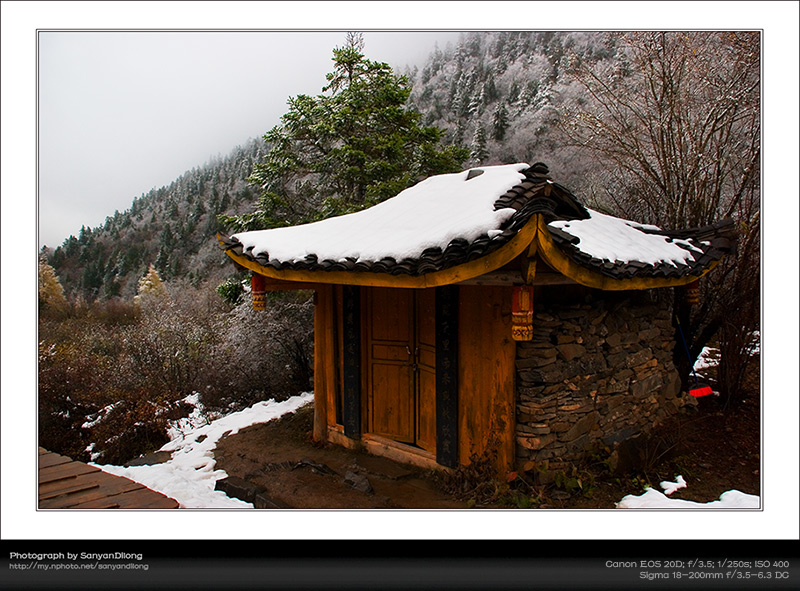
left=213, top=403, right=467, bottom=509
left=213, top=373, right=760, bottom=509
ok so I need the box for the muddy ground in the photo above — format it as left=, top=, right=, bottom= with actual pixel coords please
left=213, top=362, right=760, bottom=510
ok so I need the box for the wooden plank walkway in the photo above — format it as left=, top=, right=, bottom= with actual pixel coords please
left=38, top=448, right=179, bottom=509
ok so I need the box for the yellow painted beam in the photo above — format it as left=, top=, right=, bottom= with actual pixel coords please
left=218, top=217, right=542, bottom=289
left=218, top=212, right=719, bottom=292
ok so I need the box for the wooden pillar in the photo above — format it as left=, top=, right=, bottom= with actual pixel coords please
left=312, top=287, right=333, bottom=443
left=435, top=285, right=459, bottom=468
left=341, top=285, right=361, bottom=439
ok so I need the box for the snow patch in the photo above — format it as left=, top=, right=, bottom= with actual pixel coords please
left=92, top=392, right=314, bottom=509
left=616, top=476, right=759, bottom=509
left=549, top=209, right=702, bottom=266
left=694, top=347, right=719, bottom=372
left=659, top=475, right=687, bottom=496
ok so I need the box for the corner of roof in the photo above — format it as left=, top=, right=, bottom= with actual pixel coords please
left=494, top=162, right=590, bottom=225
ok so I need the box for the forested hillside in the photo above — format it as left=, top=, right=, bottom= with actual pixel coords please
left=404, top=31, right=620, bottom=195
left=43, top=139, right=267, bottom=300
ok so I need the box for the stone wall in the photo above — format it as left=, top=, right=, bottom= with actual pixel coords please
left=515, top=290, right=692, bottom=475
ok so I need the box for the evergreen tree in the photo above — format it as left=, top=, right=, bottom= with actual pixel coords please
left=221, top=33, right=468, bottom=232
left=470, top=124, right=489, bottom=165
left=491, top=103, right=510, bottom=141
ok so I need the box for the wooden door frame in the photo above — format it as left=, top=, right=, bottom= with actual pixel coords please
left=336, top=284, right=461, bottom=469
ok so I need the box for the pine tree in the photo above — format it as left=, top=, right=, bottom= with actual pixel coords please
left=222, top=33, right=468, bottom=231
left=470, top=124, right=489, bottom=165
left=491, top=103, right=510, bottom=141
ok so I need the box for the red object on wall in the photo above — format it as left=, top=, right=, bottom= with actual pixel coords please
left=689, top=384, right=714, bottom=397
left=251, top=274, right=267, bottom=311
left=511, top=286, right=534, bottom=341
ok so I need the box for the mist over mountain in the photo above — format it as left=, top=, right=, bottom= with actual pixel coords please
left=43, top=32, right=623, bottom=300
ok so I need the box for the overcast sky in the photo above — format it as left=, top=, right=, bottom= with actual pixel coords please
left=36, top=30, right=463, bottom=248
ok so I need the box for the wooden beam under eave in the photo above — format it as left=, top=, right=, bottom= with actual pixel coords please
left=248, top=275, right=322, bottom=291
left=534, top=216, right=719, bottom=291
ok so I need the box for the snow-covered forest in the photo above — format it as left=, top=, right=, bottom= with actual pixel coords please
left=38, top=31, right=760, bottom=494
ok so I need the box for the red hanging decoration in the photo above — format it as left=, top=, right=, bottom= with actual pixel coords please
left=512, top=286, right=534, bottom=341
left=251, top=274, right=267, bottom=311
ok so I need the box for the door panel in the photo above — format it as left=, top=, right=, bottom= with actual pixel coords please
left=371, top=344, right=411, bottom=362
left=370, top=361, right=414, bottom=442
left=370, top=288, right=412, bottom=342
left=366, top=287, right=437, bottom=453
left=367, top=288, right=415, bottom=442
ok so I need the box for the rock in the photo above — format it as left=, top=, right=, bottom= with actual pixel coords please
left=625, top=348, right=653, bottom=368
left=254, top=493, right=290, bottom=509
left=557, top=343, right=586, bottom=362
left=516, top=355, right=558, bottom=370
left=603, top=378, right=630, bottom=395
left=663, top=369, right=681, bottom=399
left=343, top=471, right=374, bottom=495
left=293, top=458, right=337, bottom=476
left=215, top=476, right=265, bottom=503
left=557, top=403, right=582, bottom=412
left=549, top=421, right=572, bottom=433
left=579, top=353, right=608, bottom=373
left=517, top=434, right=557, bottom=450
left=631, top=374, right=663, bottom=398
left=638, top=328, right=661, bottom=342
left=518, top=343, right=560, bottom=358
left=562, top=412, right=599, bottom=442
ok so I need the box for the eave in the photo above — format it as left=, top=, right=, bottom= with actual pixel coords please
left=219, top=213, right=717, bottom=292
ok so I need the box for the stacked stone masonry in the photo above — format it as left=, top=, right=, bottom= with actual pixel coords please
left=515, top=292, right=689, bottom=474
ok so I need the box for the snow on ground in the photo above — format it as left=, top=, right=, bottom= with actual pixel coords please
left=92, top=392, right=314, bottom=508
left=659, top=475, right=687, bottom=496
left=694, top=346, right=720, bottom=372
left=616, top=476, right=759, bottom=509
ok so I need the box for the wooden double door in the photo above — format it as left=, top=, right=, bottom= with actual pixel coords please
left=365, top=287, right=436, bottom=453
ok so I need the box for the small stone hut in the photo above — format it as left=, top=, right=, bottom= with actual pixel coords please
left=219, top=163, right=734, bottom=475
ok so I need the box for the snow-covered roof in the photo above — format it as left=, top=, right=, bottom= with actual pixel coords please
left=231, top=164, right=529, bottom=271
left=220, top=163, right=734, bottom=284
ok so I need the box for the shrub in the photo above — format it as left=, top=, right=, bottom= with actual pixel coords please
left=216, top=276, right=245, bottom=306
left=38, top=280, right=315, bottom=463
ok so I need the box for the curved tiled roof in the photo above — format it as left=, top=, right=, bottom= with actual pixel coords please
left=219, top=163, right=735, bottom=283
